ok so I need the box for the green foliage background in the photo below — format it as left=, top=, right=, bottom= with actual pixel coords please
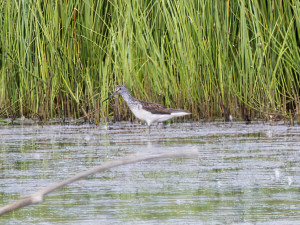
left=0, top=0, right=299, bottom=122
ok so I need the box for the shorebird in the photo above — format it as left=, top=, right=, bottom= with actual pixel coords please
left=103, top=85, right=191, bottom=131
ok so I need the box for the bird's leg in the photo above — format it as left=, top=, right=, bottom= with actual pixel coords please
left=156, top=123, right=162, bottom=133
left=140, top=123, right=150, bottom=133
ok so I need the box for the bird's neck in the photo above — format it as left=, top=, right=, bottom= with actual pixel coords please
left=120, top=91, right=137, bottom=104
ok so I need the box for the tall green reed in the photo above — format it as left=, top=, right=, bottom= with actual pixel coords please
left=0, top=0, right=299, bottom=123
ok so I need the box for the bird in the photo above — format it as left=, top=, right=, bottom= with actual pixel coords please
left=103, top=85, right=191, bottom=131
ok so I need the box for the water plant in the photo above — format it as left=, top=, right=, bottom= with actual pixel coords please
left=0, top=0, right=299, bottom=123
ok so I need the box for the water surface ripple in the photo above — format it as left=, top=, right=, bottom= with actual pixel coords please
left=0, top=122, right=299, bottom=224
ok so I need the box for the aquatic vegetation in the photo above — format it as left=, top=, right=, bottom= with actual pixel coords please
left=0, top=0, right=299, bottom=122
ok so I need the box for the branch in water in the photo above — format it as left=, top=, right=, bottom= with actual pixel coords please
left=0, top=150, right=198, bottom=216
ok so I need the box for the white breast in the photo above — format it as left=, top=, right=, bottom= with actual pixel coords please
left=130, top=107, right=190, bottom=126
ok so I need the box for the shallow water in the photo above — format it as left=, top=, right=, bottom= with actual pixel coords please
left=0, top=122, right=300, bottom=224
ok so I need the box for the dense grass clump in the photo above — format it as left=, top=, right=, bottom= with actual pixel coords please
left=0, top=0, right=299, bottom=123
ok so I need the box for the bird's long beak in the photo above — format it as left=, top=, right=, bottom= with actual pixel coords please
left=102, top=92, right=116, bottom=102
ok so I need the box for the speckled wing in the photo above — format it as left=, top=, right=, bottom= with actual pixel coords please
left=140, top=100, right=189, bottom=115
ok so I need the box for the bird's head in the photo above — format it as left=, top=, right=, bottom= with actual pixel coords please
left=102, top=85, right=128, bottom=102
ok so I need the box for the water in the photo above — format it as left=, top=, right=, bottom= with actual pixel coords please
left=0, top=122, right=299, bottom=224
